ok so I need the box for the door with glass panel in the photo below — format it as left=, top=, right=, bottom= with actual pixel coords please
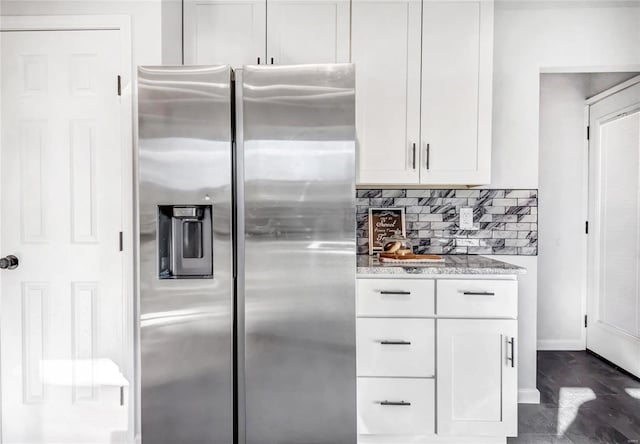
left=587, top=77, right=640, bottom=378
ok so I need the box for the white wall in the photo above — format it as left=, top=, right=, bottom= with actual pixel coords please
left=538, top=72, right=638, bottom=352
left=492, top=0, right=640, bottom=402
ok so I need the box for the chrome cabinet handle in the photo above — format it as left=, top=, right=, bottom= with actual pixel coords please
left=0, top=255, right=19, bottom=270
left=379, top=340, right=411, bottom=345
left=379, top=290, right=410, bottom=295
left=463, top=291, right=495, bottom=296
left=412, top=143, right=416, bottom=169
left=380, top=400, right=411, bottom=406
left=426, top=143, right=430, bottom=170
left=507, top=337, right=515, bottom=368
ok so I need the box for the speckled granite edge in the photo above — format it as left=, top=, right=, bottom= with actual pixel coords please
left=357, top=255, right=526, bottom=276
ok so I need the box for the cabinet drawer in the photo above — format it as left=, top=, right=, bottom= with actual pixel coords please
left=437, top=279, right=517, bottom=318
left=358, top=378, right=435, bottom=435
left=357, top=278, right=434, bottom=317
left=357, top=318, right=434, bottom=377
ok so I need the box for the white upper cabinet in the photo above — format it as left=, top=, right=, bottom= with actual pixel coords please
left=184, top=0, right=267, bottom=67
left=352, top=0, right=422, bottom=184
left=437, top=319, right=517, bottom=437
left=267, top=0, right=350, bottom=65
left=420, top=1, right=494, bottom=185
left=184, top=0, right=494, bottom=185
left=185, top=0, right=349, bottom=67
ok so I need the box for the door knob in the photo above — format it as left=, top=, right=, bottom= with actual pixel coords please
left=0, top=255, right=19, bottom=270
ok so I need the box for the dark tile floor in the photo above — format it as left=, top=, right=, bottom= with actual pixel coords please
left=509, top=351, right=640, bottom=444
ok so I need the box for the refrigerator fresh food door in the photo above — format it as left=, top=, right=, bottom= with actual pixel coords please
left=137, top=65, right=234, bottom=444
left=238, top=64, right=357, bottom=444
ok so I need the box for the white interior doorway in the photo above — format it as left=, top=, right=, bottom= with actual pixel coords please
left=586, top=76, right=640, bottom=378
left=537, top=72, right=640, bottom=352
left=0, top=16, right=134, bottom=443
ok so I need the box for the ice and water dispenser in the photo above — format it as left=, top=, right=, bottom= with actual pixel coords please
left=158, top=205, right=213, bottom=279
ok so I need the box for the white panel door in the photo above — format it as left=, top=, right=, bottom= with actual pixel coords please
left=0, top=30, right=128, bottom=443
left=437, top=319, right=517, bottom=437
left=266, top=0, right=350, bottom=65
left=420, top=1, right=493, bottom=185
left=587, top=79, right=640, bottom=378
left=184, top=0, right=267, bottom=66
left=353, top=0, right=421, bottom=184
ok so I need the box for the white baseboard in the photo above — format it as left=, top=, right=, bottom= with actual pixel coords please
left=518, top=388, right=540, bottom=404
left=537, top=339, right=585, bottom=351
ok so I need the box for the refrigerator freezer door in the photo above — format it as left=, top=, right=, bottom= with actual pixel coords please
left=239, top=64, right=357, bottom=444
left=137, top=66, right=234, bottom=444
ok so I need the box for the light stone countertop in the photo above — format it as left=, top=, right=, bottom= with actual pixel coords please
left=357, top=254, right=526, bottom=276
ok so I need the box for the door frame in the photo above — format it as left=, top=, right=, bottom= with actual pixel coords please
left=0, top=14, right=134, bottom=443
left=584, top=74, right=640, bottom=365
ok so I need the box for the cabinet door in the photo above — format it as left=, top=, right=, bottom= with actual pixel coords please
left=437, top=319, right=517, bottom=437
left=420, top=1, right=493, bottom=185
left=353, top=0, right=421, bottom=184
left=184, top=0, right=266, bottom=67
left=266, top=0, right=350, bottom=65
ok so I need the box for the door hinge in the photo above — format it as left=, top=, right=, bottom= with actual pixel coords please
left=587, top=125, right=590, bottom=141
left=117, top=75, right=122, bottom=96
left=584, top=314, right=588, bottom=328
left=119, top=231, right=123, bottom=251
left=585, top=221, right=589, bottom=234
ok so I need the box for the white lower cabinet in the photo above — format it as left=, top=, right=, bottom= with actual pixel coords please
left=437, top=319, right=517, bottom=437
left=357, top=275, right=518, bottom=443
left=358, top=378, right=435, bottom=435
left=357, top=318, right=435, bottom=377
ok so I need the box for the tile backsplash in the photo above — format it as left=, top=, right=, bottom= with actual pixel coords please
left=356, top=189, right=538, bottom=256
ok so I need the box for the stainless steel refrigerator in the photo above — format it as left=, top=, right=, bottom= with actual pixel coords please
left=137, top=64, right=356, bottom=444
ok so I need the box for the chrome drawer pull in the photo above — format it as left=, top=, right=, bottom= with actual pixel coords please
left=379, top=290, right=411, bottom=295
left=379, top=340, right=411, bottom=345
left=463, top=291, right=495, bottom=296
left=507, top=337, right=515, bottom=368
left=380, top=400, right=411, bottom=406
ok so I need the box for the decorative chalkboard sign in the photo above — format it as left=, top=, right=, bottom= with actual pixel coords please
left=368, top=208, right=406, bottom=255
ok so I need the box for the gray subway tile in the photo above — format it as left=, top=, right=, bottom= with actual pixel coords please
left=455, top=189, right=481, bottom=198
left=518, top=214, right=537, bottom=223
left=491, top=247, right=518, bottom=255
left=468, top=246, right=493, bottom=254
left=431, top=222, right=456, bottom=230
left=467, top=230, right=494, bottom=239
left=485, top=206, right=506, bottom=214
left=480, top=239, right=506, bottom=247
left=505, top=189, right=532, bottom=198
left=369, top=197, right=395, bottom=207
left=394, top=198, right=418, bottom=206
left=493, top=198, right=518, bottom=206
left=406, top=189, right=432, bottom=197
left=493, top=215, right=518, bottom=223
left=442, top=197, right=470, bottom=206
left=382, top=189, right=406, bottom=198
left=418, top=197, right=443, bottom=206
left=518, top=247, right=538, bottom=255
left=418, top=214, right=444, bottom=222
left=505, top=238, right=532, bottom=247
left=505, top=223, right=531, bottom=231
left=357, top=189, right=381, bottom=198
left=456, top=238, right=480, bottom=247
left=493, top=231, right=517, bottom=239
left=480, top=190, right=505, bottom=199
left=518, top=198, right=537, bottom=206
